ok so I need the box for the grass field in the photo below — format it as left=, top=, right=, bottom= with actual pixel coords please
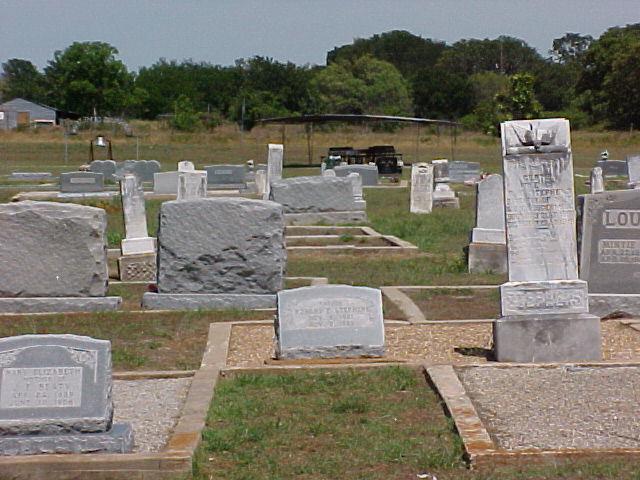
left=1, top=124, right=639, bottom=477
left=194, top=367, right=640, bottom=480
left=2, top=121, right=640, bottom=176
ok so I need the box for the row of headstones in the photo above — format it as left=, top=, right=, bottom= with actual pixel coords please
left=409, top=159, right=482, bottom=213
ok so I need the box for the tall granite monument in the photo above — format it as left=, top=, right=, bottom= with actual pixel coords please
left=494, top=118, right=601, bottom=362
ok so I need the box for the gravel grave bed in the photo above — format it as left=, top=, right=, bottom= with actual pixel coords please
left=458, top=365, right=640, bottom=450
left=226, top=321, right=640, bottom=368
left=113, top=377, right=192, bottom=452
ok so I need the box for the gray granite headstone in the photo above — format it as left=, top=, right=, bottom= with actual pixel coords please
left=580, top=189, right=640, bottom=294
left=333, top=164, right=379, bottom=186
left=177, top=170, right=207, bottom=200
left=115, top=160, right=161, bottom=182
left=495, top=118, right=600, bottom=363
left=471, top=174, right=505, bottom=244
left=276, top=285, right=384, bottom=359
left=60, top=172, right=104, bottom=193
left=627, top=155, right=640, bottom=188
left=153, top=171, right=179, bottom=194
left=88, top=160, right=117, bottom=182
left=204, top=165, right=246, bottom=186
left=432, top=159, right=449, bottom=183
left=155, top=198, right=285, bottom=295
left=9, top=172, right=53, bottom=181
left=410, top=163, right=433, bottom=214
left=0, top=201, right=108, bottom=298
left=449, top=161, right=481, bottom=183
left=0, top=334, right=133, bottom=455
left=269, top=176, right=358, bottom=212
left=596, top=159, right=628, bottom=178
left=432, top=183, right=459, bottom=208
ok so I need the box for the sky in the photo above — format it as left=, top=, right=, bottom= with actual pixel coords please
left=1, top=0, right=639, bottom=72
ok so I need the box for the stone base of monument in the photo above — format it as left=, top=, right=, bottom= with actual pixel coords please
left=284, top=210, right=367, bottom=226
left=0, top=297, right=122, bottom=314
left=493, top=313, right=602, bottom=363
left=208, top=183, right=247, bottom=190
left=118, top=253, right=156, bottom=282
left=433, top=197, right=460, bottom=209
left=589, top=294, right=640, bottom=318
left=142, top=292, right=276, bottom=310
left=121, top=237, right=156, bottom=256
left=0, top=423, right=134, bottom=456
left=276, top=345, right=385, bottom=360
left=468, top=243, right=507, bottom=274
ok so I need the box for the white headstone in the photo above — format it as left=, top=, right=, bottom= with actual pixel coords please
left=590, top=167, right=604, bottom=194
left=471, top=174, right=505, bottom=244
left=263, top=144, right=283, bottom=200
left=178, top=161, right=195, bottom=172
left=410, top=163, right=433, bottom=214
left=177, top=171, right=207, bottom=201
left=322, top=169, right=336, bottom=177
left=254, top=170, right=267, bottom=196
left=120, top=174, right=156, bottom=255
left=627, top=155, right=640, bottom=188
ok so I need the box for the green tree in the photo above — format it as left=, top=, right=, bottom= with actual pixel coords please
left=0, top=59, right=46, bottom=103
left=577, top=24, right=640, bottom=127
left=311, top=56, right=412, bottom=116
left=172, top=94, right=201, bottom=131
left=437, top=36, right=543, bottom=76
left=44, top=41, right=135, bottom=116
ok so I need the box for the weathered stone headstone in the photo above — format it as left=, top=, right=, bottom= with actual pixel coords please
left=269, top=176, right=366, bottom=225
left=153, top=171, right=179, bottom=195
left=494, top=118, right=601, bottom=363
left=347, top=172, right=366, bottom=210
left=449, top=161, right=481, bottom=183
left=410, top=163, right=433, bottom=214
left=118, top=175, right=156, bottom=281
left=9, top=172, right=53, bottom=181
left=627, top=155, right=640, bottom=188
left=60, top=172, right=104, bottom=193
left=89, top=160, right=117, bottom=182
left=468, top=174, right=507, bottom=273
left=432, top=183, right=459, bottom=209
left=333, top=164, right=379, bottom=186
left=590, top=167, right=605, bottom=194
left=0, top=202, right=120, bottom=313
left=177, top=170, right=207, bottom=200
left=263, top=144, right=283, bottom=200
left=115, top=160, right=161, bottom=182
left=0, top=334, right=133, bottom=455
left=143, top=198, right=285, bottom=309
left=276, top=285, right=384, bottom=359
left=432, top=159, right=449, bottom=183
left=322, top=169, right=336, bottom=177
left=254, top=170, right=267, bottom=196
left=178, top=161, right=194, bottom=172
left=204, top=165, right=246, bottom=188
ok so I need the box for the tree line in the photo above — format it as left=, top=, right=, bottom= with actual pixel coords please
left=1, top=25, right=639, bottom=132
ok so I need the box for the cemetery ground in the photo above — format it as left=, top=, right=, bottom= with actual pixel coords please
left=1, top=126, right=640, bottom=478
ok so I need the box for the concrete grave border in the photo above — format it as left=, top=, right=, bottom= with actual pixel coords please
left=427, top=362, right=640, bottom=470
left=382, top=285, right=500, bottom=324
